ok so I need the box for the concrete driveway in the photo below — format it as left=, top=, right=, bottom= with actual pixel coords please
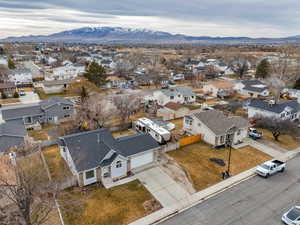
left=19, top=91, right=40, bottom=104
left=136, top=167, right=190, bottom=207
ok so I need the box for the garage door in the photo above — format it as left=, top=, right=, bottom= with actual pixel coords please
left=131, top=152, right=154, bottom=169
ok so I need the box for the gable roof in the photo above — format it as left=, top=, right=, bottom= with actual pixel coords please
left=59, top=129, right=159, bottom=172
left=205, top=80, right=234, bottom=89
left=0, top=120, right=26, bottom=137
left=241, top=80, right=268, bottom=93
left=192, top=110, right=248, bottom=135
left=248, top=99, right=300, bottom=114
left=1, top=97, right=74, bottom=121
left=160, top=86, right=195, bottom=97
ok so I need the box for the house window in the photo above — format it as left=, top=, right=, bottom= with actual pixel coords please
left=63, top=106, right=70, bottom=110
left=116, top=161, right=122, bottom=168
left=103, top=172, right=110, bottom=178
left=220, top=136, right=224, bottom=143
left=170, top=96, right=174, bottom=100
left=237, top=129, right=241, bottom=135
left=85, top=170, right=95, bottom=179
left=198, top=123, right=201, bottom=127
left=64, top=114, right=70, bottom=118
left=48, top=117, right=53, bottom=121
left=178, top=95, right=181, bottom=97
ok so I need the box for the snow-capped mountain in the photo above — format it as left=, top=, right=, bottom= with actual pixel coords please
left=1, top=26, right=299, bottom=44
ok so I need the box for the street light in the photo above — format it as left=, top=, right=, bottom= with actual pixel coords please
left=223, top=126, right=237, bottom=179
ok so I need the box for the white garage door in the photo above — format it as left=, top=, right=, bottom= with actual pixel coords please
left=131, top=152, right=154, bottom=169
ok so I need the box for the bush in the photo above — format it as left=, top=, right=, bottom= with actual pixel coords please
left=13, top=91, right=20, bottom=98
left=1, top=91, right=7, bottom=99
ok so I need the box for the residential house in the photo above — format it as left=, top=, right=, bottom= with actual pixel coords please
left=153, top=86, right=196, bottom=106
left=0, top=82, right=17, bottom=98
left=247, top=99, right=300, bottom=121
left=1, top=97, right=75, bottom=128
left=157, top=102, right=190, bottom=121
left=42, top=79, right=75, bottom=94
left=184, top=110, right=249, bottom=147
left=234, top=80, right=269, bottom=97
left=8, top=69, right=33, bottom=87
left=58, top=129, right=160, bottom=187
left=203, top=80, right=235, bottom=98
left=0, top=120, right=28, bottom=153
left=47, top=63, right=85, bottom=81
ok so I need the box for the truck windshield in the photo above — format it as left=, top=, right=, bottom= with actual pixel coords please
left=261, top=164, right=270, bottom=170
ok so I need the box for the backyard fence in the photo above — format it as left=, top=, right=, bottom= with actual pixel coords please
left=179, top=135, right=201, bottom=147
left=161, top=142, right=180, bottom=152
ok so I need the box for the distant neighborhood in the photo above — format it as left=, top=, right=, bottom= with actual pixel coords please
left=1, top=41, right=300, bottom=225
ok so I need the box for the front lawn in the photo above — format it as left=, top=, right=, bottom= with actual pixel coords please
left=167, top=142, right=272, bottom=191
left=259, top=128, right=300, bottom=150
left=60, top=180, right=161, bottom=225
left=42, top=145, right=72, bottom=181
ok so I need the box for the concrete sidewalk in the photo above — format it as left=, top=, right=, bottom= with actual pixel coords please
left=246, top=138, right=284, bottom=158
left=129, top=148, right=300, bottom=225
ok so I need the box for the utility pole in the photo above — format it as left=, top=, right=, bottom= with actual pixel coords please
left=224, top=126, right=237, bottom=179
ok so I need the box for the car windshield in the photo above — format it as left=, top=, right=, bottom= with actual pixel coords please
left=260, top=164, right=270, bottom=170
left=287, top=207, right=300, bottom=221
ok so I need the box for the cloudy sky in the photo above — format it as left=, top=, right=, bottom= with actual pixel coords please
left=1, top=0, right=300, bottom=38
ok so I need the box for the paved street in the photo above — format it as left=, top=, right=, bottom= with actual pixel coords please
left=160, top=155, right=300, bottom=225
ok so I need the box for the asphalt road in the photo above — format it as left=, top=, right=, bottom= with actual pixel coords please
left=160, top=155, right=300, bottom=225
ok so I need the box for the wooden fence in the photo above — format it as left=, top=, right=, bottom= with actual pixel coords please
left=179, top=135, right=201, bottom=147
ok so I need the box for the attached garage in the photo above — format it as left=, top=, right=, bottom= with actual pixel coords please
left=131, top=151, right=154, bottom=169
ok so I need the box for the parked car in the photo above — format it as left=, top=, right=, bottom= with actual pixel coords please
left=282, top=205, right=300, bottom=225
left=255, top=160, right=286, bottom=178
left=249, top=128, right=262, bottom=140
left=19, top=89, right=26, bottom=96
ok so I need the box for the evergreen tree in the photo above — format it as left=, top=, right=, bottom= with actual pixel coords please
left=255, top=59, right=270, bottom=79
left=80, top=86, right=89, bottom=102
left=13, top=91, right=19, bottom=98
left=1, top=91, right=7, bottom=99
left=83, top=61, right=107, bottom=87
left=8, top=58, right=16, bottom=69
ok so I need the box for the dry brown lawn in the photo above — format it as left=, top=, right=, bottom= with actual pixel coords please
left=42, top=145, right=72, bottom=181
left=61, top=180, right=161, bottom=225
left=0, top=98, right=20, bottom=104
left=167, top=142, right=272, bottom=191
left=169, top=118, right=184, bottom=132
left=28, top=124, right=56, bottom=141
left=259, top=128, right=300, bottom=150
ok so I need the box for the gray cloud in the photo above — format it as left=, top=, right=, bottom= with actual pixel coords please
left=0, top=0, right=300, bottom=38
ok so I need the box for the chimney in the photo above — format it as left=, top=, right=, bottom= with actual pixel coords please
left=268, top=100, right=275, bottom=107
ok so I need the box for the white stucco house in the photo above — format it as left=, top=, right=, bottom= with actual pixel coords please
left=184, top=110, right=249, bottom=147
left=58, top=129, right=160, bottom=187
left=234, top=80, right=269, bottom=97
left=247, top=99, right=300, bottom=121
left=153, top=86, right=196, bottom=106
left=8, top=69, right=33, bottom=85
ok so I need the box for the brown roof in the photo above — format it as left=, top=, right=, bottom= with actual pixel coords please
left=206, top=80, right=234, bottom=89
left=165, top=102, right=186, bottom=111
left=0, top=82, right=16, bottom=89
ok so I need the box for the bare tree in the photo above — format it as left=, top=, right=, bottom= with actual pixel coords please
left=228, top=56, right=250, bottom=79
left=0, top=147, right=59, bottom=225
left=113, top=94, right=143, bottom=125
left=255, top=116, right=299, bottom=141
left=268, top=45, right=300, bottom=101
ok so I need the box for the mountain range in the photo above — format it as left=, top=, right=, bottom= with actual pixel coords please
left=1, top=26, right=300, bottom=44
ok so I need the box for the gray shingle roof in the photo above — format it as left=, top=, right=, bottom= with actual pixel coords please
left=1, top=103, right=43, bottom=121
left=161, top=86, right=195, bottom=97
left=1, top=97, right=73, bottom=121
left=193, top=110, right=248, bottom=135
left=59, top=129, right=159, bottom=172
left=241, top=80, right=268, bottom=93
left=0, top=120, right=26, bottom=137
left=248, top=99, right=300, bottom=114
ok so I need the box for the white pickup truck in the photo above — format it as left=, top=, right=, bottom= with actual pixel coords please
left=256, top=160, right=286, bottom=178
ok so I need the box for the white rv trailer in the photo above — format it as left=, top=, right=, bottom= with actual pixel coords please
left=135, top=117, right=171, bottom=144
